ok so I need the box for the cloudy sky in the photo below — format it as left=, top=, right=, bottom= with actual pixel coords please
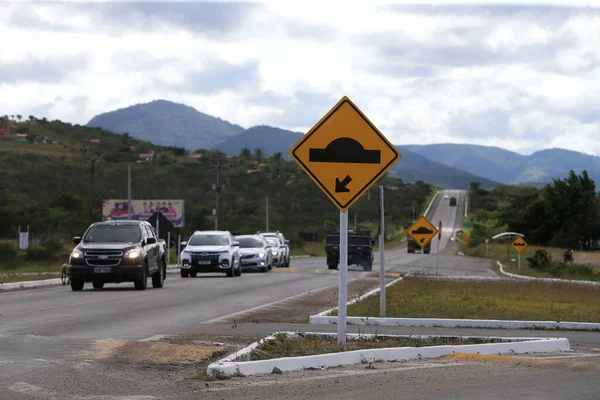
left=1, top=0, right=600, bottom=155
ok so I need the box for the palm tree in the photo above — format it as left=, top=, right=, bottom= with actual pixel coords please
left=16, top=115, right=22, bottom=122
left=253, top=148, right=264, bottom=163
left=239, top=147, right=252, bottom=162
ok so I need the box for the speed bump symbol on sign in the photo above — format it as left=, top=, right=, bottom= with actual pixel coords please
left=511, top=237, right=528, bottom=254
left=407, top=216, right=438, bottom=248
left=288, top=96, right=401, bottom=212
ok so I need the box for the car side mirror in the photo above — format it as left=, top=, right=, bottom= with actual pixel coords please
left=72, top=236, right=81, bottom=245
left=232, top=241, right=240, bottom=247
left=285, top=240, right=290, bottom=245
left=145, top=237, right=157, bottom=245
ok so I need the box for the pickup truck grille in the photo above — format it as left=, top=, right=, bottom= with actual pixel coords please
left=84, top=250, right=123, bottom=267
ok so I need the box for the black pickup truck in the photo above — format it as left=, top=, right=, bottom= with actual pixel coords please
left=68, top=220, right=166, bottom=291
left=325, top=227, right=375, bottom=271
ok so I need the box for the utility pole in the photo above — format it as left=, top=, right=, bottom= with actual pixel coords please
left=127, top=164, right=132, bottom=220
left=266, top=195, right=269, bottom=231
left=89, top=156, right=96, bottom=221
left=354, top=212, right=357, bottom=230
left=214, top=158, right=222, bottom=230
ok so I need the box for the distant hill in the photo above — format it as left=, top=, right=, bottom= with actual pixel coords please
left=403, top=144, right=600, bottom=185
left=214, top=127, right=499, bottom=188
left=214, top=125, right=303, bottom=156
left=87, top=99, right=244, bottom=150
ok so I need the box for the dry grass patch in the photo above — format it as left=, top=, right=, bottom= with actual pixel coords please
left=245, top=333, right=504, bottom=361
left=341, top=277, right=600, bottom=322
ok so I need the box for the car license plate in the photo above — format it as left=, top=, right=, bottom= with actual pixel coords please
left=198, top=260, right=211, bottom=265
left=94, top=267, right=111, bottom=273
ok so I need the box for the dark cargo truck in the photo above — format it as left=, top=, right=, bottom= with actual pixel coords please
left=404, top=222, right=431, bottom=254
left=325, top=227, right=375, bottom=271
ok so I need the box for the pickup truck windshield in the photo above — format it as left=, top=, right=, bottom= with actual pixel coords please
left=236, top=237, right=264, bottom=248
left=189, top=234, right=229, bottom=246
left=83, top=225, right=141, bottom=243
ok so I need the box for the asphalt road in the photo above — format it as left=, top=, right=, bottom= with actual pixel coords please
left=5, top=189, right=594, bottom=399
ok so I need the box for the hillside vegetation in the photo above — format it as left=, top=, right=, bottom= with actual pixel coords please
left=0, top=116, right=435, bottom=269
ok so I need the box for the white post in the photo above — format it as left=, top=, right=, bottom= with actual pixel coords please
left=167, top=231, right=171, bottom=266
left=485, top=244, right=488, bottom=258
left=436, top=236, right=440, bottom=268
left=378, top=185, right=385, bottom=318
left=156, top=212, right=160, bottom=239
left=338, top=210, right=348, bottom=348
left=177, top=234, right=181, bottom=267
left=518, top=253, right=521, bottom=270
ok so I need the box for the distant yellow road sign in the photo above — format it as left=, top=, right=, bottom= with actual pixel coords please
left=407, top=216, right=438, bottom=249
left=288, top=96, right=401, bottom=212
left=463, top=232, right=470, bottom=243
left=511, top=237, right=528, bottom=254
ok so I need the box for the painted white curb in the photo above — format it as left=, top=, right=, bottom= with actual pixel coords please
left=0, top=278, right=63, bottom=291
left=404, top=274, right=510, bottom=282
left=497, top=261, right=600, bottom=287
left=309, top=316, right=600, bottom=331
left=314, top=277, right=404, bottom=317
left=423, top=190, right=440, bottom=219
left=206, top=331, right=570, bottom=377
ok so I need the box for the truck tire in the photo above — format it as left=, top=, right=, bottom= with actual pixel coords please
left=92, top=281, right=104, bottom=290
left=234, top=259, right=242, bottom=277
left=70, top=279, right=84, bottom=291
left=363, top=263, right=373, bottom=272
left=180, top=270, right=189, bottom=278
left=328, top=264, right=338, bottom=270
left=134, top=265, right=148, bottom=290
left=152, top=260, right=165, bottom=288
left=190, top=271, right=197, bottom=278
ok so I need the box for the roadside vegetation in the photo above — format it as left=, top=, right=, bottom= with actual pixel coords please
left=0, top=116, right=434, bottom=275
left=341, top=277, right=600, bottom=322
left=459, top=172, right=600, bottom=282
left=245, top=332, right=505, bottom=361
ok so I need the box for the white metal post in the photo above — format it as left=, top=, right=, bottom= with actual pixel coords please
left=485, top=244, right=489, bottom=258
left=378, top=185, right=385, bottom=318
left=178, top=234, right=182, bottom=267
left=167, top=232, right=171, bottom=266
left=338, top=210, right=348, bottom=348
left=518, top=253, right=521, bottom=269
left=436, top=236, right=440, bottom=268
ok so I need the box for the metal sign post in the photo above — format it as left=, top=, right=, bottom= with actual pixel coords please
left=378, top=185, right=385, bottom=318
left=436, top=220, right=442, bottom=268
left=338, top=210, right=348, bottom=348
left=177, top=234, right=181, bottom=267
left=518, top=253, right=521, bottom=270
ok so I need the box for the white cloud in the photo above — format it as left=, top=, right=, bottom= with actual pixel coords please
left=1, top=2, right=600, bottom=155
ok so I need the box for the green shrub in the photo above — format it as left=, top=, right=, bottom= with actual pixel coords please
left=23, top=240, right=64, bottom=262
left=0, top=243, right=17, bottom=261
left=527, top=249, right=553, bottom=271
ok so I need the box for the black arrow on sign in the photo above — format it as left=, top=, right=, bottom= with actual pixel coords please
left=335, top=175, right=352, bottom=193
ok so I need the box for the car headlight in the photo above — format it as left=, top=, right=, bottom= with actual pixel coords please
left=259, top=252, right=265, bottom=258
left=272, top=251, right=278, bottom=256
left=71, top=249, right=83, bottom=259
left=124, top=249, right=140, bottom=259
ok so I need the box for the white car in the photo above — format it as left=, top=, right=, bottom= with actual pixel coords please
left=444, top=195, right=449, bottom=199
left=179, top=231, right=241, bottom=278
left=234, top=234, right=273, bottom=272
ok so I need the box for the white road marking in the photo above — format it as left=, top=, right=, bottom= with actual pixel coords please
left=72, top=396, right=158, bottom=400
left=8, top=381, right=55, bottom=396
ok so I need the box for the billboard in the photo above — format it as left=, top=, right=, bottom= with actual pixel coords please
left=102, top=199, right=184, bottom=227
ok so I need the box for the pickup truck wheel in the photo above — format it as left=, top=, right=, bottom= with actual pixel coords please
left=134, top=265, right=148, bottom=290
left=328, top=264, right=338, bottom=270
left=92, top=281, right=104, bottom=289
left=152, top=260, right=165, bottom=288
left=190, top=272, right=197, bottom=278
left=70, top=279, right=84, bottom=291
left=180, top=270, right=189, bottom=278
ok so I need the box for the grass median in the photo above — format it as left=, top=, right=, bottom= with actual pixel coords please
left=244, top=332, right=505, bottom=361
left=333, top=277, right=600, bottom=323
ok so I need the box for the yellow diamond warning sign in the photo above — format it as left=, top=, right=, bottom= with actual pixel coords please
left=511, top=237, right=528, bottom=254
left=407, top=216, right=438, bottom=249
left=288, top=96, right=401, bottom=212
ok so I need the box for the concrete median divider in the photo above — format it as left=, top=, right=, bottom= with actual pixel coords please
left=0, top=278, right=63, bottom=291
left=497, top=261, right=600, bottom=287
left=206, top=331, right=570, bottom=377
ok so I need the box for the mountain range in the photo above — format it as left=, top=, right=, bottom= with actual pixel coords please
left=87, top=99, right=600, bottom=188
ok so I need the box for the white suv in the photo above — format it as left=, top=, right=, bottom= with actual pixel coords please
left=179, top=231, right=241, bottom=278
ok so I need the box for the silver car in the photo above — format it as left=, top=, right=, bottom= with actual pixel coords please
left=265, top=236, right=284, bottom=268
left=234, top=235, right=273, bottom=273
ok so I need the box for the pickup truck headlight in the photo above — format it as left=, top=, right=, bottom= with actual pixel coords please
left=124, top=249, right=140, bottom=259
left=259, top=252, right=265, bottom=258
left=71, top=249, right=83, bottom=259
